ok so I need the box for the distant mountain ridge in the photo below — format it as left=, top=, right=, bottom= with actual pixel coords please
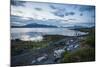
left=11, top=23, right=58, bottom=28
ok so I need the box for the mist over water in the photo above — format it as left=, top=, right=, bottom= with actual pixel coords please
left=11, top=28, right=87, bottom=41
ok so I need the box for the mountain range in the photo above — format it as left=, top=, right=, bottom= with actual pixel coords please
left=11, top=23, right=58, bottom=28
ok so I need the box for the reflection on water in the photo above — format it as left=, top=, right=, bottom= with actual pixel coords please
left=11, top=28, right=87, bottom=41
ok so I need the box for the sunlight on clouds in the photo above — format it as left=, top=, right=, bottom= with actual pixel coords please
left=11, top=1, right=95, bottom=27
left=11, top=22, right=26, bottom=26
left=11, top=2, right=62, bottom=20
left=21, top=17, right=30, bottom=20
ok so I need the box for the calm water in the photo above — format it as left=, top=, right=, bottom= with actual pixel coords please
left=11, top=28, right=87, bottom=41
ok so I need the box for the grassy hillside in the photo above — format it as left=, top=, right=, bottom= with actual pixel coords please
left=61, top=27, right=95, bottom=63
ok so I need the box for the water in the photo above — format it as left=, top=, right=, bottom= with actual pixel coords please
left=11, top=28, right=87, bottom=41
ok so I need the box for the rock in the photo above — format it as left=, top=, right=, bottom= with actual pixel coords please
left=54, top=49, right=65, bottom=58
left=37, top=54, right=48, bottom=62
left=31, top=60, right=36, bottom=64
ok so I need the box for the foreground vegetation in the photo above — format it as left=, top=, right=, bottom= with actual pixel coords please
left=11, top=35, right=66, bottom=56
left=11, top=27, right=95, bottom=63
left=61, top=27, right=95, bottom=63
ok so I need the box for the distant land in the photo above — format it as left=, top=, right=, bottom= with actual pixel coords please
left=11, top=22, right=95, bottom=28
left=11, top=23, right=58, bottom=28
left=63, top=25, right=95, bottom=29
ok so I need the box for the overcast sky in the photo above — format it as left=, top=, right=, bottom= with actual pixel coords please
left=11, top=0, right=95, bottom=27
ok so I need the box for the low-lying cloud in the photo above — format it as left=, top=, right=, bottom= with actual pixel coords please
left=20, top=35, right=43, bottom=41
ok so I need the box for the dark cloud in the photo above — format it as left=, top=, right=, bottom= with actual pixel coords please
left=50, top=5, right=57, bottom=9
left=10, top=15, right=32, bottom=24
left=53, top=11, right=65, bottom=17
left=34, top=8, right=42, bottom=11
left=50, top=5, right=65, bottom=10
left=65, top=12, right=75, bottom=16
left=80, top=13, right=83, bottom=16
left=51, top=6, right=66, bottom=17
left=10, top=15, right=22, bottom=22
left=79, top=6, right=95, bottom=12
left=49, top=4, right=76, bottom=17
left=50, top=4, right=67, bottom=13
left=11, top=0, right=26, bottom=6
left=69, top=12, right=75, bottom=15
left=53, top=11, right=75, bottom=17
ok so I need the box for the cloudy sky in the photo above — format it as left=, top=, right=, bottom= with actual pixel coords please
left=11, top=0, right=95, bottom=27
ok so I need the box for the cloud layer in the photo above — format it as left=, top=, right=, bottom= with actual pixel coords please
left=11, top=0, right=95, bottom=27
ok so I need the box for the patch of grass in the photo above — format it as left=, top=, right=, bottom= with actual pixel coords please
left=85, top=35, right=95, bottom=47
left=61, top=48, right=95, bottom=63
left=11, top=40, right=49, bottom=56
left=81, top=27, right=95, bottom=48
left=11, top=35, right=65, bottom=56
left=43, top=35, right=66, bottom=42
left=61, top=27, right=95, bottom=63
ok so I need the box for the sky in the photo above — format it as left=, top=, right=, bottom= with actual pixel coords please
left=11, top=0, right=95, bottom=27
